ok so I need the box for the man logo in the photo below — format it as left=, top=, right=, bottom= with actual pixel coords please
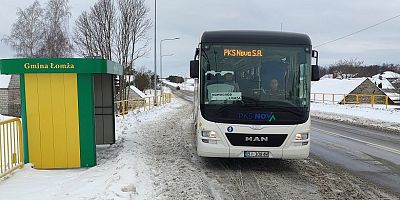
left=245, top=136, right=268, bottom=142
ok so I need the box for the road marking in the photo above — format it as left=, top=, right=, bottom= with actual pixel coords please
left=312, top=118, right=400, bottom=141
left=312, top=127, right=400, bottom=155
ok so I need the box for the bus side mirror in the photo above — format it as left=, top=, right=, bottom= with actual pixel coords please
left=190, top=60, right=199, bottom=78
left=312, top=65, right=320, bottom=81
left=312, top=50, right=318, bottom=58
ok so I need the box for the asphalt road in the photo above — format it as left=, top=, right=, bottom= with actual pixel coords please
left=171, top=87, right=400, bottom=195
left=311, top=118, right=400, bottom=195
left=169, top=87, right=194, bottom=102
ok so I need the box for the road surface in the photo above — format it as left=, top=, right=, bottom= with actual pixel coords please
left=150, top=88, right=398, bottom=199
left=311, top=118, right=400, bottom=194
left=171, top=87, right=400, bottom=195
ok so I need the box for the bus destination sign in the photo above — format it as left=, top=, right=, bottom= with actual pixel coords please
left=223, top=49, right=263, bottom=57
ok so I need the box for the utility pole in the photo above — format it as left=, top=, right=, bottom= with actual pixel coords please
left=153, top=0, right=157, bottom=105
left=160, top=37, right=180, bottom=95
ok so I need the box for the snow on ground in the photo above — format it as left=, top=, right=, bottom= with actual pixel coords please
left=372, top=71, right=400, bottom=79
left=311, top=78, right=366, bottom=102
left=0, top=74, right=11, bottom=88
left=311, top=102, right=400, bottom=132
left=0, top=114, right=13, bottom=121
left=163, top=79, right=195, bottom=91
left=370, top=77, right=395, bottom=89
left=0, top=95, right=397, bottom=199
left=0, top=101, right=179, bottom=200
left=386, top=92, right=400, bottom=101
left=130, top=85, right=149, bottom=98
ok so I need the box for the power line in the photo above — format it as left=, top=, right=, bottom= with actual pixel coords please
left=315, top=13, right=400, bottom=48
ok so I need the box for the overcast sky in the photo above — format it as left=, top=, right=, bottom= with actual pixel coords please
left=1, top=0, right=400, bottom=77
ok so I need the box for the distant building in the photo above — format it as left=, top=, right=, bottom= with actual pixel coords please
left=372, top=71, right=400, bottom=83
left=392, top=78, right=400, bottom=93
left=371, top=71, right=400, bottom=104
left=311, top=78, right=394, bottom=104
left=0, top=75, right=21, bottom=117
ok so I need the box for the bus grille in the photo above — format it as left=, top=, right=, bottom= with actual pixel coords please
left=225, top=133, right=287, bottom=147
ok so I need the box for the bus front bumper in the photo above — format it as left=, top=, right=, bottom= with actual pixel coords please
left=197, top=139, right=309, bottom=159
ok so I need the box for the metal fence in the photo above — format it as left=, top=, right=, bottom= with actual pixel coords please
left=311, top=93, right=390, bottom=108
left=0, top=118, right=23, bottom=179
left=114, top=93, right=172, bottom=116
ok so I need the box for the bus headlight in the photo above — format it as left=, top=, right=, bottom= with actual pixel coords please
left=295, top=133, right=308, bottom=140
left=202, top=130, right=217, bottom=138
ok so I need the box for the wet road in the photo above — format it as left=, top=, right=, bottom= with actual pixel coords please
left=169, top=87, right=194, bottom=102
left=311, top=118, right=400, bottom=194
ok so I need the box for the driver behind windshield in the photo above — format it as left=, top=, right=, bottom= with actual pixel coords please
left=223, top=73, right=240, bottom=92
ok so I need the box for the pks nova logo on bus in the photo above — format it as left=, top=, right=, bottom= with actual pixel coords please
left=238, top=112, right=276, bottom=122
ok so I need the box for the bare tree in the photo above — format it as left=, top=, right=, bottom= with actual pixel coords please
left=2, top=1, right=45, bottom=57
left=74, top=0, right=115, bottom=59
left=74, top=0, right=151, bottom=102
left=91, top=0, right=115, bottom=60
left=324, top=59, right=400, bottom=79
left=329, top=58, right=364, bottom=79
left=3, top=0, right=73, bottom=58
left=116, top=0, right=151, bottom=101
left=41, top=0, right=73, bottom=57
left=134, top=67, right=151, bottom=91
left=74, top=11, right=99, bottom=57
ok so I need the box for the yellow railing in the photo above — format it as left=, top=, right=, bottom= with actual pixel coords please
left=114, top=93, right=172, bottom=117
left=311, top=93, right=390, bottom=108
left=0, top=118, right=24, bottom=179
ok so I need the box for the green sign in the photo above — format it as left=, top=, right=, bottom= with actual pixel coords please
left=0, top=58, right=123, bottom=75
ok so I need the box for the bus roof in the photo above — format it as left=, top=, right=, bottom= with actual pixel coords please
left=201, top=30, right=311, bottom=45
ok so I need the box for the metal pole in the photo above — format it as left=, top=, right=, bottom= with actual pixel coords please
left=159, top=38, right=180, bottom=96
left=153, top=0, right=157, bottom=105
left=160, top=40, right=163, bottom=95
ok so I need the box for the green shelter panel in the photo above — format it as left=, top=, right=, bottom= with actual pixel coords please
left=0, top=58, right=123, bottom=75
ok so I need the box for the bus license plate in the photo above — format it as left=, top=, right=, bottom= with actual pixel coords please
left=244, top=151, right=269, bottom=158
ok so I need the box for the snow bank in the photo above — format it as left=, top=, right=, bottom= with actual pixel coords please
left=0, top=75, right=11, bottom=89
left=0, top=100, right=180, bottom=199
left=311, top=103, right=400, bottom=132
left=0, top=114, right=13, bottom=121
left=129, top=85, right=148, bottom=98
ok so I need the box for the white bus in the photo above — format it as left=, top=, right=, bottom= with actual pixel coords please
left=190, top=31, right=320, bottom=159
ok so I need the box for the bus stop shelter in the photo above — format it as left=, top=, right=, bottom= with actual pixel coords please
left=0, top=58, right=123, bottom=169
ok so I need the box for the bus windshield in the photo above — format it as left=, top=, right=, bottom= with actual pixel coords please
left=199, top=43, right=311, bottom=125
